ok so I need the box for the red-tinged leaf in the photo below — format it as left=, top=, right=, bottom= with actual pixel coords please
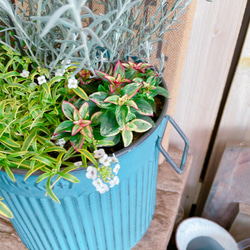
left=89, top=92, right=108, bottom=106
left=80, top=125, right=93, bottom=139
left=122, top=82, right=141, bottom=98
left=91, top=111, right=102, bottom=124
left=126, top=100, right=138, bottom=110
left=53, top=120, right=73, bottom=135
left=79, top=102, right=89, bottom=119
left=70, top=133, right=85, bottom=151
left=114, top=60, right=125, bottom=78
left=73, top=108, right=81, bottom=121
left=122, top=129, right=133, bottom=147
left=130, top=119, right=152, bottom=132
left=94, top=69, right=108, bottom=78
left=62, top=101, right=76, bottom=120
left=104, top=75, right=116, bottom=84
left=104, top=95, right=119, bottom=104
left=115, top=106, right=128, bottom=130
left=134, top=98, right=153, bottom=116
left=72, top=124, right=81, bottom=136
left=100, top=110, right=120, bottom=137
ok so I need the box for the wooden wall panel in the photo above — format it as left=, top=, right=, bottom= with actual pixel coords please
left=197, top=23, right=250, bottom=215
left=168, top=0, right=248, bottom=216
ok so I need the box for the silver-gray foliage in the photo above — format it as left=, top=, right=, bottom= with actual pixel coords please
left=0, top=0, right=192, bottom=75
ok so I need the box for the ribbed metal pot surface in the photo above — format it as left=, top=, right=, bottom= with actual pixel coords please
left=0, top=115, right=168, bottom=250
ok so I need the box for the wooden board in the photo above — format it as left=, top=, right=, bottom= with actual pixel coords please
left=202, top=145, right=250, bottom=229
left=230, top=203, right=250, bottom=242
left=168, top=0, right=248, bottom=217
left=196, top=23, right=250, bottom=215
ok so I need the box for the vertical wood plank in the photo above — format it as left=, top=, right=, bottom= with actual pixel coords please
left=197, top=23, right=250, bottom=215
left=168, top=0, right=248, bottom=216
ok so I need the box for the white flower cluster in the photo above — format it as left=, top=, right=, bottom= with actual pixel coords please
left=85, top=149, right=120, bottom=194
left=55, top=60, right=79, bottom=89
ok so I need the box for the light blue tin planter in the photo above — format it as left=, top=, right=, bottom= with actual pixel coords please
left=0, top=84, right=189, bottom=250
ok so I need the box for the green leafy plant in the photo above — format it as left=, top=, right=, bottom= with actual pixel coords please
left=0, top=0, right=191, bottom=217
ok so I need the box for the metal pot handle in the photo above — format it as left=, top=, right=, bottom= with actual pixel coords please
left=157, top=115, right=189, bottom=174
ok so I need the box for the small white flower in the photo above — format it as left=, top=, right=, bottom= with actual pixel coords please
left=86, top=166, right=97, bottom=180
left=98, top=183, right=109, bottom=194
left=74, top=161, right=83, bottom=167
left=113, top=164, right=120, bottom=175
left=93, top=178, right=103, bottom=189
left=29, top=82, right=37, bottom=88
left=68, top=77, right=78, bottom=89
left=99, top=154, right=112, bottom=167
left=109, top=176, right=119, bottom=188
left=94, top=149, right=105, bottom=159
left=93, top=179, right=109, bottom=193
left=55, top=68, right=65, bottom=77
left=20, top=69, right=30, bottom=78
left=55, top=138, right=66, bottom=147
left=37, top=75, right=47, bottom=85
left=111, top=153, right=119, bottom=163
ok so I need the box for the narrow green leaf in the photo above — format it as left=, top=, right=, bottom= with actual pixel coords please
left=9, top=151, right=29, bottom=157
left=61, top=166, right=79, bottom=173
left=22, top=128, right=37, bottom=151
left=57, top=172, right=80, bottom=183
left=78, top=149, right=98, bottom=166
left=7, top=83, right=27, bottom=90
left=73, top=87, right=89, bottom=101
left=31, top=155, right=55, bottom=168
left=0, top=200, right=13, bottom=218
left=42, top=82, right=51, bottom=96
left=44, top=113, right=59, bottom=127
left=24, top=163, right=44, bottom=180
left=36, top=172, right=51, bottom=183
left=50, top=76, right=66, bottom=85
left=97, top=140, right=114, bottom=147
left=3, top=164, right=15, bottom=182
left=46, top=177, right=60, bottom=203
left=2, top=71, right=20, bottom=78
left=43, top=146, right=66, bottom=153
left=0, top=136, right=20, bottom=148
